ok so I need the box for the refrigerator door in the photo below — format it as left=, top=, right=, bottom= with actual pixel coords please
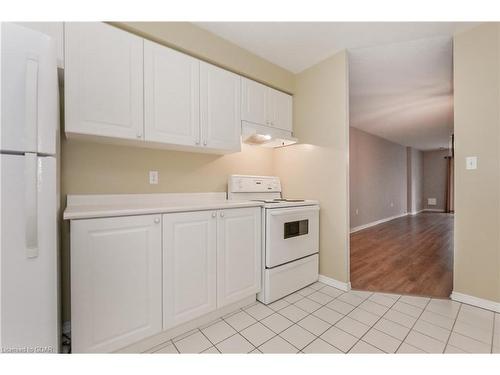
left=0, top=22, right=58, bottom=155
left=0, top=154, right=58, bottom=352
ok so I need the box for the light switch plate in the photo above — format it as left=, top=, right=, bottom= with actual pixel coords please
left=149, top=170, right=159, bottom=184
left=466, top=156, right=478, bottom=170
left=428, top=198, right=437, bottom=206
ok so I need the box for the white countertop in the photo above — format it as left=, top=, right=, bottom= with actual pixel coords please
left=63, top=192, right=264, bottom=220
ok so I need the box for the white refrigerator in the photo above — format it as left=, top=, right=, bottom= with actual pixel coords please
left=0, top=23, right=59, bottom=353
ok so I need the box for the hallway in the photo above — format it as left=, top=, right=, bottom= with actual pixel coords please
left=350, top=213, right=453, bottom=298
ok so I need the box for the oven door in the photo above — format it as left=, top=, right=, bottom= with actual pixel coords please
left=265, top=205, right=319, bottom=268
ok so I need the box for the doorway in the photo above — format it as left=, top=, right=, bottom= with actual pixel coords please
left=347, top=37, right=455, bottom=298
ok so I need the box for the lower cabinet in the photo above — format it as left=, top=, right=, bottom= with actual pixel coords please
left=71, top=214, right=162, bottom=353
left=217, top=208, right=261, bottom=307
left=70, top=207, right=261, bottom=352
left=162, top=207, right=261, bottom=329
left=162, top=210, right=217, bottom=330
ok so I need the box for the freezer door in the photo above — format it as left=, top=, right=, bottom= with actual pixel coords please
left=0, top=22, right=58, bottom=155
left=0, top=154, right=58, bottom=352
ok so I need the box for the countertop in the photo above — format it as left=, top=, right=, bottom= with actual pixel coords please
left=63, top=192, right=263, bottom=220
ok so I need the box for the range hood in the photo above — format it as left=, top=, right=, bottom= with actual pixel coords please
left=241, top=121, right=298, bottom=148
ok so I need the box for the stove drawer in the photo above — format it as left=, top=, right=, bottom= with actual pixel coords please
left=265, top=205, right=319, bottom=268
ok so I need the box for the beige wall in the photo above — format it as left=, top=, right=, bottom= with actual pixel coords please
left=349, top=127, right=408, bottom=229
left=423, top=150, right=448, bottom=211
left=274, top=51, right=350, bottom=284
left=407, top=147, right=424, bottom=213
left=60, top=22, right=295, bottom=322
left=454, top=23, right=500, bottom=302
left=111, top=22, right=295, bottom=94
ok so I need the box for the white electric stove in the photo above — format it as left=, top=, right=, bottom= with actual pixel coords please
left=228, top=175, right=320, bottom=304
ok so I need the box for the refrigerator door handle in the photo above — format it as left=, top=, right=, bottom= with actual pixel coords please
left=25, top=58, right=39, bottom=152
left=25, top=153, right=38, bottom=258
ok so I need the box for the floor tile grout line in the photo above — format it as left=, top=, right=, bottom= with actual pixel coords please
left=443, top=302, right=462, bottom=353
left=209, top=324, right=257, bottom=353
left=393, top=297, right=433, bottom=353
left=349, top=294, right=404, bottom=353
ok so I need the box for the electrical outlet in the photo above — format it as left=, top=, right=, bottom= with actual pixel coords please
left=466, top=156, right=478, bottom=170
left=149, top=171, right=159, bottom=185
left=355, top=208, right=359, bottom=215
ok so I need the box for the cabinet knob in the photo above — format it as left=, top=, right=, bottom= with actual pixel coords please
left=212, top=212, right=216, bottom=218
left=195, top=140, right=200, bottom=145
left=220, top=211, right=224, bottom=217
left=136, top=133, right=142, bottom=139
left=203, top=140, right=207, bottom=146
left=154, top=218, right=160, bottom=224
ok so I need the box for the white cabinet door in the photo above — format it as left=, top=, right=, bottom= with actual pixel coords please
left=144, top=40, right=201, bottom=146
left=217, top=208, right=261, bottom=308
left=163, top=211, right=217, bottom=329
left=65, top=22, right=144, bottom=140
left=71, top=214, right=162, bottom=353
left=267, top=88, right=293, bottom=132
left=241, top=77, right=268, bottom=126
left=200, top=62, right=241, bottom=152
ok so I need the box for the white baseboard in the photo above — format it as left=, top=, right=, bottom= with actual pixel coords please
left=409, top=210, right=424, bottom=215
left=318, top=274, right=351, bottom=291
left=451, top=291, right=500, bottom=313
left=350, top=213, right=408, bottom=233
left=423, top=208, right=445, bottom=212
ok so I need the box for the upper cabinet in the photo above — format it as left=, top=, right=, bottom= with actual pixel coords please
left=241, top=78, right=268, bottom=126
left=65, top=22, right=144, bottom=141
left=63, top=22, right=291, bottom=153
left=241, top=77, right=293, bottom=133
left=267, top=87, right=293, bottom=132
left=144, top=40, right=201, bottom=147
left=200, top=62, right=241, bottom=152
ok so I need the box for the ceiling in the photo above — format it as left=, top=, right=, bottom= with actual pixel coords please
left=194, top=22, right=476, bottom=73
left=349, top=36, right=453, bottom=150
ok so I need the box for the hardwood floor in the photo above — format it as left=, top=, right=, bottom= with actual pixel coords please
left=350, top=212, right=453, bottom=298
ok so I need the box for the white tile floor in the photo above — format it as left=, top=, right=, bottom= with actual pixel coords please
left=144, top=282, right=500, bottom=354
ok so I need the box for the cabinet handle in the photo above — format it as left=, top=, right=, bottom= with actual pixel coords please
left=154, top=218, right=160, bottom=224
left=212, top=212, right=216, bottom=218
left=220, top=211, right=224, bottom=218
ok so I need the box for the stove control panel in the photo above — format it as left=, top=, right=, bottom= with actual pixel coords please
left=228, top=175, right=281, bottom=193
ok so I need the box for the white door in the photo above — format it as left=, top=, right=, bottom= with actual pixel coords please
left=241, top=77, right=268, bottom=126
left=163, top=211, right=217, bottom=330
left=144, top=40, right=201, bottom=147
left=64, top=22, right=144, bottom=140
left=200, top=62, right=241, bottom=152
left=217, top=208, right=261, bottom=308
left=267, top=88, right=293, bottom=132
left=1, top=23, right=58, bottom=155
left=0, top=154, right=58, bottom=351
left=71, top=214, right=162, bottom=353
